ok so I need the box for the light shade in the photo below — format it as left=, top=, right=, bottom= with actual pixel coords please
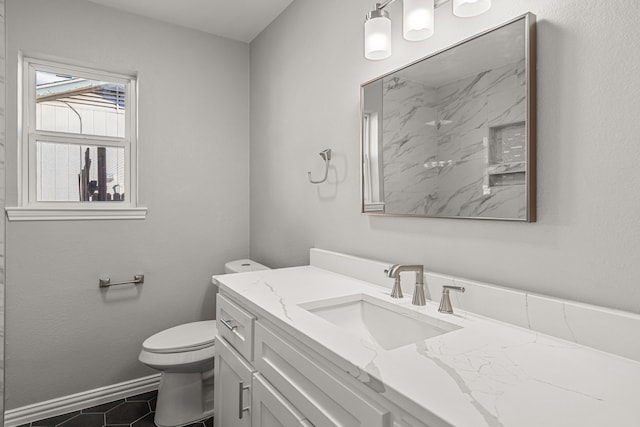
left=364, top=9, right=391, bottom=60
left=453, top=0, right=491, bottom=17
left=403, top=0, right=434, bottom=41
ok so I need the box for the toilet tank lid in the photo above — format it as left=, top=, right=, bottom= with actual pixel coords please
left=142, top=320, right=217, bottom=354
left=225, top=259, right=270, bottom=273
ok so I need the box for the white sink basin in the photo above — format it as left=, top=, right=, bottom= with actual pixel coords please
left=300, top=294, right=461, bottom=351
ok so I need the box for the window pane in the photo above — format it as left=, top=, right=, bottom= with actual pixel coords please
left=35, top=71, right=126, bottom=138
left=37, top=142, right=126, bottom=202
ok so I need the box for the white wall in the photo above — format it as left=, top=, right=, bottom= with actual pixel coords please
left=5, top=0, right=249, bottom=409
left=249, top=0, right=640, bottom=313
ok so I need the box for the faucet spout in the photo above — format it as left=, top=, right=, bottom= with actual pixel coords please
left=384, top=264, right=425, bottom=305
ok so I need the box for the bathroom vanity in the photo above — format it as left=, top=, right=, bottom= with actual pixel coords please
left=212, top=249, right=640, bottom=427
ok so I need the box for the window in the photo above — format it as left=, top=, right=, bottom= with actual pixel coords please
left=8, top=56, right=146, bottom=220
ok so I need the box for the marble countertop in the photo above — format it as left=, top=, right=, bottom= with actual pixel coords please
left=215, top=266, right=640, bottom=427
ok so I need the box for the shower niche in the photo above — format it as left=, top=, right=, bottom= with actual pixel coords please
left=488, top=122, right=526, bottom=188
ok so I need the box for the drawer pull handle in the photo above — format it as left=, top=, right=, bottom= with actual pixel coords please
left=238, top=381, right=250, bottom=419
left=221, top=318, right=238, bottom=331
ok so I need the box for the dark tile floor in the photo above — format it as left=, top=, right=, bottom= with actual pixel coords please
left=18, top=391, right=214, bottom=427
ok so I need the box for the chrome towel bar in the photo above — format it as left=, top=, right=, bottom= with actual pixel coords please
left=99, top=274, right=145, bottom=288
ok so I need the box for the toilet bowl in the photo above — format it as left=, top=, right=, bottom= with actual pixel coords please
left=139, top=321, right=216, bottom=427
left=138, top=259, right=270, bottom=427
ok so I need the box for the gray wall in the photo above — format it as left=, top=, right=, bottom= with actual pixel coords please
left=5, top=0, right=249, bottom=409
left=249, top=0, right=640, bottom=313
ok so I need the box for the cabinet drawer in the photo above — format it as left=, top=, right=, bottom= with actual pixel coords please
left=255, top=321, right=390, bottom=427
left=217, top=293, right=256, bottom=361
left=252, top=373, right=313, bottom=427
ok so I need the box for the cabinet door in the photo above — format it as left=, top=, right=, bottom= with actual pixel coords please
left=214, top=336, right=255, bottom=427
left=252, top=373, right=313, bottom=427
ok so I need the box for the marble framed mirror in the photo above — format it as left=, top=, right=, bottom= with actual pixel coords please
left=361, top=13, right=536, bottom=221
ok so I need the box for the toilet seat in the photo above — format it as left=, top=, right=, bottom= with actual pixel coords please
left=143, top=320, right=217, bottom=354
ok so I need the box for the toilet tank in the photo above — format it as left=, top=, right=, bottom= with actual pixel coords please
left=224, top=259, right=270, bottom=274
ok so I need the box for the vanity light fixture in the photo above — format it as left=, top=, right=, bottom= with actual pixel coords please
left=364, top=0, right=491, bottom=60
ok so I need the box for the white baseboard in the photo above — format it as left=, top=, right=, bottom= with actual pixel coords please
left=4, top=374, right=161, bottom=427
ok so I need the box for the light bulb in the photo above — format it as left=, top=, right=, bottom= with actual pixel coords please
left=403, top=0, right=434, bottom=41
left=453, top=0, right=491, bottom=17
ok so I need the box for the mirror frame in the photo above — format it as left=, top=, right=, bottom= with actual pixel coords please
left=360, top=13, right=536, bottom=222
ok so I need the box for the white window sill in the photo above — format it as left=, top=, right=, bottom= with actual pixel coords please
left=6, top=206, right=148, bottom=221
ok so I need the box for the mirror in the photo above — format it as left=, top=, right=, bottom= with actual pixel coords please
left=361, top=14, right=536, bottom=221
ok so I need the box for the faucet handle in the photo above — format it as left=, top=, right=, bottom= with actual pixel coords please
left=438, top=285, right=465, bottom=314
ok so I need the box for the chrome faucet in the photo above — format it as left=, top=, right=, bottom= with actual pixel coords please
left=438, top=285, right=465, bottom=314
left=384, top=264, right=426, bottom=306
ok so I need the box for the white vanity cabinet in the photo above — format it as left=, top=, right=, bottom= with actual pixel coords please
left=215, top=292, right=431, bottom=427
left=214, top=293, right=258, bottom=427
left=216, top=293, right=312, bottom=427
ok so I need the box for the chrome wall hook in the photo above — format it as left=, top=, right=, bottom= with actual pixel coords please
left=308, top=149, right=332, bottom=184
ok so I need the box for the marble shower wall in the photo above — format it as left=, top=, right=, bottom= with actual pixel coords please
left=435, top=60, right=526, bottom=218
left=381, top=60, right=527, bottom=219
left=381, top=77, right=438, bottom=215
left=0, top=0, right=5, bottom=423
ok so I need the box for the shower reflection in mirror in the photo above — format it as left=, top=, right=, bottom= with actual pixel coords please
left=360, top=14, right=536, bottom=221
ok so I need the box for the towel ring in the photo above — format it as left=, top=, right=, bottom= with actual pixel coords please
left=308, top=149, right=331, bottom=184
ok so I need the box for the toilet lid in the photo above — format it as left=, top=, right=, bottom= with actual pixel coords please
left=142, top=321, right=217, bottom=354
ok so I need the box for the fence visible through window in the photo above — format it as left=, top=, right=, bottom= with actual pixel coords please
left=36, top=142, right=125, bottom=202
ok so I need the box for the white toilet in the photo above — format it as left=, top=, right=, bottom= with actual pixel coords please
left=138, top=259, right=270, bottom=427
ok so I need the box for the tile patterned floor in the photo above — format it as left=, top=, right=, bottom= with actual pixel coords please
left=18, top=391, right=214, bottom=427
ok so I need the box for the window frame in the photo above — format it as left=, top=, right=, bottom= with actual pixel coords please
left=7, top=55, right=146, bottom=221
